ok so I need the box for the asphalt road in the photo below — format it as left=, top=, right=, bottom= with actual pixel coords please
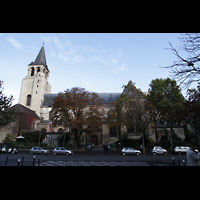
left=0, top=154, right=187, bottom=166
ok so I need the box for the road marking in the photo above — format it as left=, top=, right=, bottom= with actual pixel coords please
left=39, top=160, right=150, bottom=166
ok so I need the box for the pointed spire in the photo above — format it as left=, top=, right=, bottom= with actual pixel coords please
left=29, top=45, right=49, bottom=72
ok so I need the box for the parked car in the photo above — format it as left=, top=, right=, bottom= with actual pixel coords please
left=30, top=147, right=49, bottom=155
left=53, top=147, right=73, bottom=155
left=152, top=146, right=167, bottom=155
left=121, top=147, right=141, bottom=156
left=173, top=146, right=190, bottom=155
left=173, top=146, right=198, bottom=154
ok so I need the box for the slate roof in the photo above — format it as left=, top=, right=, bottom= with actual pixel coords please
left=97, top=93, right=121, bottom=105
left=28, top=45, right=49, bottom=72
left=41, top=94, right=57, bottom=107
left=38, top=120, right=51, bottom=125
left=8, top=104, right=40, bottom=119
left=41, top=93, right=121, bottom=107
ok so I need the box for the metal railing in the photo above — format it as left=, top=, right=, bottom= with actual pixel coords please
left=171, top=157, right=186, bottom=166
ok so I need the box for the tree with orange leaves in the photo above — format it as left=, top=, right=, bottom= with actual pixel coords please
left=51, top=87, right=104, bottom=147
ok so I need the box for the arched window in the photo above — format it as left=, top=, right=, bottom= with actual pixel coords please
left=31, top=67, right=35, bottom=76
left=58, top=128, right=63, bottom=133
left=37, top=67, right=40, bottom=72
left=42, top=128, right=47, bottom=133
left=27, top=95, right=31, bottom=106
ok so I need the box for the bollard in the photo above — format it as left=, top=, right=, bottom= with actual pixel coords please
left=182, top=160, right=185, bottom=166
left=172, top=157, right=175, bottom=166
left=5, top=156, right=8, bottom=166
left=21, top=156, right=24, bottom=166
left=17, top=159, right=20, bottom=166
left=33, top=156, right=35, bottom=166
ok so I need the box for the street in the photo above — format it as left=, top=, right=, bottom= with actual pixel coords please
left=0, top=153, right=187, bottom=166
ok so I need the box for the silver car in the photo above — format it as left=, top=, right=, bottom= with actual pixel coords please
left=53, top=147, right=73, bottom=155
left=152, top=146, right=167, bottom=155
left=121, top=147, right=141, bottom=156
left=30, top=147, right=49, bottom=155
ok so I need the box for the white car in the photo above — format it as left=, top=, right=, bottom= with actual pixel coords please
left=174, top=146, right=198, bottom=154
left=121, top=147, right=141, bottom=156
left=53, top=147, right=73, bottom=155
left=174, top=146, right=190, bottom=155
left=152, top=146, right=167, bottom=155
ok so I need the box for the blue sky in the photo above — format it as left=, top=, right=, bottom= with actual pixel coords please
left=0, top=33, right=191, bottom=105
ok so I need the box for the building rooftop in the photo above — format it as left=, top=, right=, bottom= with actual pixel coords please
left=41, top=93, right=121, bottom=107
left=8, top=103, right=40, bottom=119
left=28, top=45, right=49, bottom=72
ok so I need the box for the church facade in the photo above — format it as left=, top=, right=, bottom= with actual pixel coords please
left=16, top=45, right=185, bottom=147
left=18, top=45, right=125, bottom=146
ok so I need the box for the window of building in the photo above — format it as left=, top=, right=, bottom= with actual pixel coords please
left=110, top=128, right=117, bottom=137
left=127, top=126, right=135, bottom=133
left=27, top=95, right=31, bottom=106
left=58, top=128, right=64, bottom=133
left=37, top=67, right=40, bottom=72
left=42, top=128, right=46, bottom=133
left=31, top=67, right=34, bottom=76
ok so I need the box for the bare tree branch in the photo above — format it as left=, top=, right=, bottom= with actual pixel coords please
left=161, top=33, right=200, bottom=88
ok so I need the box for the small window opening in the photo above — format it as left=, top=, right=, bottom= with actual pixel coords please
left=31, top=67, right=34, bottom=76
left=27, top=95, right=31, bottom=106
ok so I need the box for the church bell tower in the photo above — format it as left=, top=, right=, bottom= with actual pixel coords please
left=19, top=44, right=51, bottom=116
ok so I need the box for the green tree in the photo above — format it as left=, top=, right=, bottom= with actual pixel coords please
left=148, top=78, right=185, bottom=149
left=0, top=80, right=15, bottom=128
left=3, top=134, right=15, bottom=147
left=104, top=92, right=128, bottom=144
left=122, top=81, right=151, bottom=154
left=184, top=85, right=200, bottom=149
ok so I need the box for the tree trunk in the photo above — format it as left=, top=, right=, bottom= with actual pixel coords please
left=194, top=115, right=200, bottom=150
left=170, top=125, right=173, bottom=150
left=118, top=125, right=121, bottom=146
left=154, top=122, right=158, bottom=143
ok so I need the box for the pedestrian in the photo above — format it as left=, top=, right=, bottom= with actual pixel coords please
left=108, top=144, right=110, bottom=153
left=140, top=144, right=143, bottom=154
left=104, top=143, right=108, bottom=154
left=148, top=145, right=152, bottom=154
left=186, top=146, right=200, bottom=166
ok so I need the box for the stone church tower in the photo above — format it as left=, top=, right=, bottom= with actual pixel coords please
left=19, top=45, right=51, bottom=117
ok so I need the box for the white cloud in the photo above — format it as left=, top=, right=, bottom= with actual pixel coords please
left=50, top=51, right=56, bottom=57
left=39, top=34, right=128, bottom=73
left=112, top=69, right=118, bottom=74
left=53, top=37, right=64, bottom=49
left=119, top=64, right=127, bottom=72
left=112, top=58, right=118, bottom=64
left=7, top=36, right=22, bottom=49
